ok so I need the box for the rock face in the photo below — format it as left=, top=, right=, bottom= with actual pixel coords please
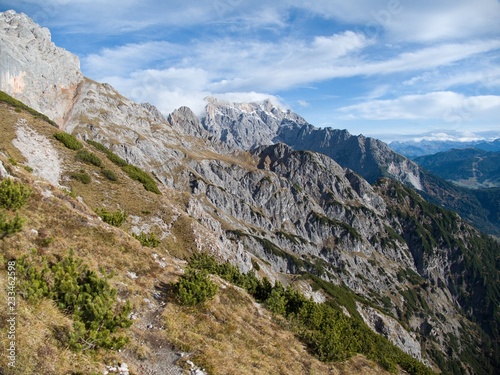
left=200, top=97, right=500, bottom=236
left=0, top=10, right=83, bottom=126
left=1, top=10, right=499, bottom=374
left=357, top=303, right=422, bottom=360
left=202, top=97, right=308, bottom=150
left=201, top=97, right=423, bottom=187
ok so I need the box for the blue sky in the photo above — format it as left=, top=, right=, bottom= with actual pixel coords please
left=1, top=0, right=500, bottom=142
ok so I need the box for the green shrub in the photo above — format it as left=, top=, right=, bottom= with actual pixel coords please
left=0, top=212, right=24, bottom=239
left=132, top=231, right=160, bottom=247
left=176, top=268, right=218, bottom=306
left=96, top=208, right=127, bottom=227
left=87, top=140, right=128, bottom=167
left=16, top=250, right=132, bottom=351
left=0, top=178, right=32, bottom=211
left=265, top=287, right=287, bottom=315
left=75, top=150, right=102, bottom=167
left=101, top=169, right=118, bottom=181
left=54, top=132, right=83, bottom=150
left=122, top=165, right=160, bottom=194
left=70, top=171, right=91, bottom=184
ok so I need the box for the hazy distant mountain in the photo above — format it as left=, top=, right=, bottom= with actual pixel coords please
left=389, top=138, right=500, bottom=158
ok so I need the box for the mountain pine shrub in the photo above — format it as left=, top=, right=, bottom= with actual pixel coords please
left=70, top=171, right=91, bottom=184
left=0, top=212, right=24, bottom=239
left=122, top=164, right=161, bottom=194
left=75, top=150, right=103, bottom=167
left=176, top=268, right=218, bottom=306
left=0, top=178, right=32, bottom=211
left=87, top=139, right=128, bottom=167
left=132, top=231, right=160, bottom=247
left=96, top=208, right=127, bottom=227
left=16, top=250, right=132, bottom=351
left=101, top=168, right=118, bottom=181
left=53, top=132, right=83, bottom=150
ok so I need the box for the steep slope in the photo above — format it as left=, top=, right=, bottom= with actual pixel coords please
left=1, top=10, right=500, bottom=374
left=0, top=99, right=399, bottom=375
left=0, top=10, right=83, bottom=125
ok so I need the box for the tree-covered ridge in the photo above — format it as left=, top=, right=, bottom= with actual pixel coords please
left=376, top=178, right=500, bottom=373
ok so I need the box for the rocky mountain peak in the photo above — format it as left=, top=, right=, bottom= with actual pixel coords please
left=0, top=10, right=83, bottom=126
left=201, top=96, right=308, bottom=150
left=168, top=105, right=203, bottom=135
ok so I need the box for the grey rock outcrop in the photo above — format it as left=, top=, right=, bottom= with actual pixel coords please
left=0, top=10, right=83, bottom=126
left=357, top=303, right=422, bottom=360
left=202, top=97, right=308, bottom=150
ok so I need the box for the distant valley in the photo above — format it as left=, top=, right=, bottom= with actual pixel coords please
left=415, top=148, right=500, bottom=189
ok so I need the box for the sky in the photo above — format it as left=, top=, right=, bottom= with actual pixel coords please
left=1, top=0, right=500, bottom=142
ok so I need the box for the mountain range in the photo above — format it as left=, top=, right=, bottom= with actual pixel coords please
left=0, top=10, right=499, bottom=375
left=389, top=139, right=500, bottom=159
left=196, top=96, right=500, bottom=237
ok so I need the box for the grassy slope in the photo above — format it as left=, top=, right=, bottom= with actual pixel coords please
left=0, top=99, right=391, bottom=374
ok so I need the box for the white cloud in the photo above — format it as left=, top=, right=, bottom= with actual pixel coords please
left=100, top=67, right=211, bottom=115
left=298, top=0, right=500, bottom=42
left=81, top=30, right=371, bottom=113
left=83, top=41, right=178, bottom=77
left=381, top=0, right=500, bottom=42
left=357, top=40, right=500, bottom=76
left=83, top=33, right=500, bottom=96
left=338, top=92, right=500, bottom=122
left=7, top=0, right=500, bottom=43
left=403, top=67, right=500, bottom=91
